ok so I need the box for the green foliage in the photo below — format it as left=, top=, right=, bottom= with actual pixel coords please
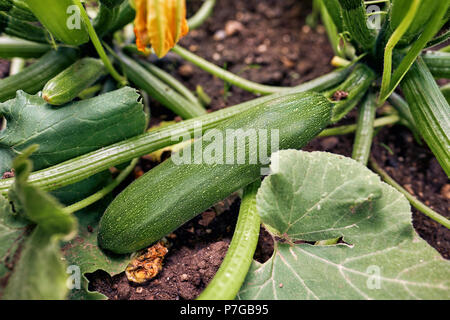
left=2, top=146, right=77, bottom=300
left=98, top=92, right=333, bottom=253
left=401, top=58, right=450, bottom=177
left=239, top=151, right=450, bottom=299
left=0, top=47, right=79, bottom=102
left=0, top=87, right=146, bottom=175
left=62, top=200, right=131, bottom=300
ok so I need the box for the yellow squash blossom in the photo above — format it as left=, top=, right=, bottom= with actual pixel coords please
left=134, top=0, right=189, bottom=58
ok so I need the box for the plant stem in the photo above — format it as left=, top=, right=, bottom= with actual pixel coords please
left=64, top=158, right=138, bottom=214
left=339, top=0, right=375, bottom=51
left=388, top=92, right=421, bottom=142
left=319, top=0, right=342, bottom=57
left=140, top=60, right=203, bottom=108
left=187, top=0, right=216, bottom=30
left=73, top=0, right=126, bottom=85
left=172, top=45, right=297, bottom=95
left=401, top=57, right=450, bottom=177
left=380, top=0, right=450, bottom=103
left=9, top=57, right=25, bottom=75
left=116, top=51, right=207, bottom=119
left=319, top=114, right=399, bottom=137
left=379, top=0, right=420, bottom=104
left=426, top=29, right=450, bottom=50
left=197, top=180, right=261, bottom=300
left=352, top=92, right=377, bottom=165
left=370, top=158, right=450, bottom=229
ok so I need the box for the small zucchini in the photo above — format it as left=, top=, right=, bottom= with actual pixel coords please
left=0, top=11, right=48, bottom=43
left=25, top=0, right=89, bottom=46
left=98, top=92, right=333, bottom=254
left=401, top=57, right=450, bottom=177
left=0, top=47, right=79, bottom=102
left=43, top=58, right=106, bottom=106
left=0, top=0, right=36, bottom=21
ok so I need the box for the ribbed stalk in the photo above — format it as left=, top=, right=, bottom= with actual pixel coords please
left=352, top=92, right=377, bottom=165
left=116, top=51, right=207, bottom=119
left=0, top=37, right=50, bottom=58
left=197, top=180, right=261, bottom=300
left=339, top=0, right=375, bottom=51
left=422, top=51, right=450, bottom=79
left=401, top=57, right=450, bottom=177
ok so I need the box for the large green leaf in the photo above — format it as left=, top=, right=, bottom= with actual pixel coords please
left=0, top=87, right=146, bottom=174
left=62, top=199, right=131, bottom=300
left=0, top=195, right=28, bottom=280
left=2, top=146, right=77, bottom=300
left=238, top=150, right=450, bottom=300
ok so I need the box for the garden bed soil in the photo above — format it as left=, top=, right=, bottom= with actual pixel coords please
left=1, top=0, right=448, bottom=300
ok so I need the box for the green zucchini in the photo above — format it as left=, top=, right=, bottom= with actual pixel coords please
left=0, top=11, right=48, bottom=43
left=0, top=0, right=36, bottom=21
left=98, top=92, right=333, bottom=254
left=0, top=37, right=50, bottom=59
left=422, top=51, right=450, bottom=79
left=401, top=57, right=450, bottom=177
left=25, top=0, right=89, bottom=46
left=43, top=58, right=106, bottom=106
left=0, top=47, right=79, bottom=102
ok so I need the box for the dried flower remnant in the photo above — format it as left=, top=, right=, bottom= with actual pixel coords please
left=332, top=90, right=349, bottom=101
left=134, top=0, right=189, bottom=58
left=125, top=241, right=168, bottom=284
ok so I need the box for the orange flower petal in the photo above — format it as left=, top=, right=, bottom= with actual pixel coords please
left=134, top=0, right=189, bottom=57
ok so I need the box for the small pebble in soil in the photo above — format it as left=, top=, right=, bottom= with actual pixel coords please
left=225, top=20, right=244, bottom=36
left=441, top=184, right=450, bottom=200
left=213, top=30, right=226, bottom=41
left=320, top=137, right=339, bottom=151
left=178, top=64, right=194, bottom=78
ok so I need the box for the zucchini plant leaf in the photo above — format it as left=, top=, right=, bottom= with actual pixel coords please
left=238, top=150, right=450, bottom=300
left=1, top=146, right=77, bottom=300
left=0, top=87, right=146, bottom=175
left=0, top=194, right=28, bottom=281
left=62, top=200, right=132, bottom=300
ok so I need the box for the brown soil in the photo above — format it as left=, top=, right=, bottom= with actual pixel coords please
left=1, top=0, right=448, bottom=300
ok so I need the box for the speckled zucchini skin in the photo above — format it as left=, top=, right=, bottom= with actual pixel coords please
left=98, top=92, right=334, bottom=254
left=43, top=58, right=106, bottom=105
